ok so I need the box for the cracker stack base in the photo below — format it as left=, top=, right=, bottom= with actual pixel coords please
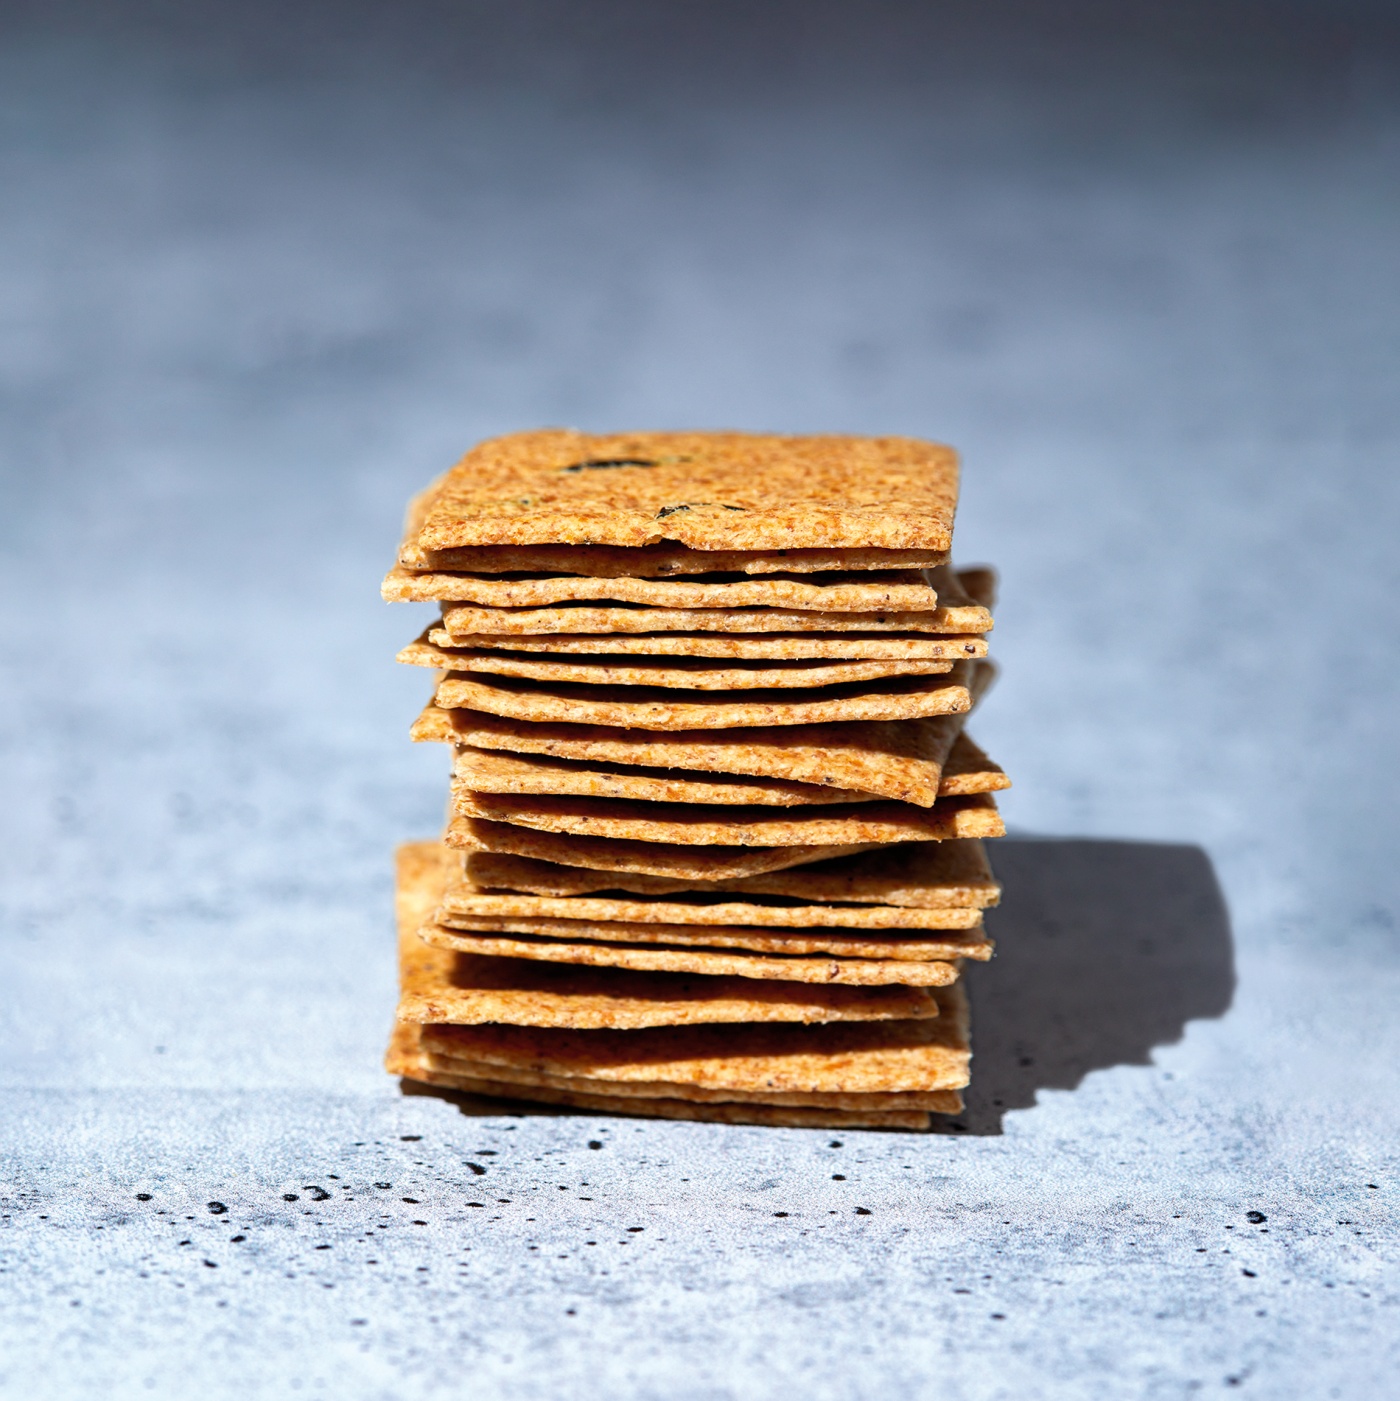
left=383, top=431, right=1009, bottom=1131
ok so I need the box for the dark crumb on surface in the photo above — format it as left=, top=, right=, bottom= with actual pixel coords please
left=400, top=1135, right=422, bottom=1142
left=1245, top=1211, right=1267, bottom=1223
left=855, top=1207, right=872, bottom=1216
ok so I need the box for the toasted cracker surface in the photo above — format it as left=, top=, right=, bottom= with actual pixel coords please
left=433, top=670, right=971, bottom=730
left=416, top=704, right=962, bottom=805
left=438, top=599, right=988, bottom=637
left=450, top=728, right=1003, bottom=806
left=452, top=748, right=876, bottom=806
left=438, top=871, right=985, bottom=928
left=418, top=983, right=969, bottom=1095
left=429, top=912, right=987, bottom=959
left=400, top=634, right=953, bottom=689
left=441, top=629, right=987, bottom=660
left=410, top=430, right=959, bottom=552
left=420, top=1053, right=958, bottom=1109
left=396, top=843, right=940, bottom=1026
left=388, top=1026, right=932, bottom=1127
left=416, top=922, right=961, bottom=985
left=446, top=820, right=881, bottom=878
left=400, top=541, right=949, bottom=575
left=385, top=566, right=939, bottom=610
left=422, top=1049, right=961, bottom=1111
left=449, top=792, right=1004, bottom=847
left=464, top=839, right=1000, bottom=908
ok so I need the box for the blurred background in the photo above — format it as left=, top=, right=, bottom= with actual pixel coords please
left=1, top=2, right=1398, bottom=1390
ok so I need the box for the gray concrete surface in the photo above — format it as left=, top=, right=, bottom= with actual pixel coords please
left=1, top=3, right=1397, bottom=1396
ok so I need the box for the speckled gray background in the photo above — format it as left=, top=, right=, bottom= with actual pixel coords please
left=1, top=2, right=1397, bottom=1396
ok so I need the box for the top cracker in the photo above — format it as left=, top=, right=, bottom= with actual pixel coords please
left=410, top=430, right=960, bottom=552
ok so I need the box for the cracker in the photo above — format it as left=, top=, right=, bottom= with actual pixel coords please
left=384, top=566, right=940, bottom=611
left=433, top=669, right=971, bottom=730
left=422, top=1050, right=961, bottom=1111
left=452, top=747, right=876, bottom=806
left=445, top=821, right=882, bottom=879
left=438, top=873, right=986, bottom=928
left=418, top=985, right=970, bottom=1095
left=401, top=542, right=949, bottom=576
left=448, top=792, right=1005, bottom=846
left=464, top=838, right=1000, bottom=908
left=388, top=1026, right=931, bottom=1128
left=429, top=914, right=988, bottom=959
left=939, top=733, right=1011, bottom=795
left=416, top=922, right=962, bottom=985
left=409, top=430, right=959, bottom=552
left=413, top=661, right=995, bottom=805
left=400, top=633, right=953, bottom=689
left=438, top=629, right=987, bottom=661
left=437, top=601, right=988, bottom=638
left=395, top=842, right=938, bottom=1026
left=450, top=729, right=1004, bottom=805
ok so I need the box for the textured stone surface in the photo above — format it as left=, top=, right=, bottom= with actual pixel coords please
left=1, top=2, right=1398, bottom=1397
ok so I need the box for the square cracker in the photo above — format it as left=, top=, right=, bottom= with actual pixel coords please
left=399, top=633, right=954, bottom=689
left=437, top=629, right=987, bottom=661
left=409, top=430, right=959, bottom=552
left=384, top=566, right=940, bottom=611
left=433, top=564, right=990, bottom=637
left=413, top=660, right=996, bottom=805
left=448, top=791, right=1005, bottom=848
left=415, top=985, right=968, bottom=1096
left=433, top=667, right=971, bottom=731
left=449, top=729, right=1006, bottom=806
left=402, top=543, right=949, bottom=576
left=439, top=862, right=986, bottom=928
left=395, top=842, right=940, bottom=1026
left=464, top=838, right=1000, bottom=908
left=387, top=1025, right=934, bottom=1128
left=415, top=922, right=963, bottom=985
left=431, top=912, right=988, bottom=956
left=420, top=1048, right=961, bottom=1112
left=443, top=821, right=883, bottom=879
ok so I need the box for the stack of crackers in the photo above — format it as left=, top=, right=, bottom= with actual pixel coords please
left=383, top=431, right=1009, bottom=1131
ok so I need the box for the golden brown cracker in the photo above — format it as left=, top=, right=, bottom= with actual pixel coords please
left=400, top=541, right=949, bottom=575
left=445, top=820, right=883, bottom=879
left=449, top=729, right=1005, bottom=806
left=417, top=982, right=970, bottom=1094
left=414, top=660, right=993, bottom=805
left=410, top=430, right=959, bottom=552
left=399, top=633, right=953, bottom=689
left=388, top=1026, right=933, bottom=1128
left=463, top=838, right=1000, bottom=908
left=432, top=669, right=972, bottom=731
left=421, top=1050, right=961, bottom=1112
left=415, top=922, right=962, bottom=985
left=437, top=628, right=987, bottom=661
left=429, top=913, right=988, bottom=959
left=395, top=842, right=936, bottom=1024
left=449, top=791, right=1005, bottom=847
left=452, top=747, right=877, bottom=806
left=437, top=598, right=989, bottom=638
left=384, top=566, right=939, bottom=611
left=440, top=862, right=985, bottom=927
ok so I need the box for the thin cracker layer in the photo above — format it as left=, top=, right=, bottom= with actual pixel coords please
left=416, top=985, right=969, bottom=1095
left=385, top=566, right=939, bottom=611
left=415, top=923, right=962, bottom=985
left=400, top=634, right=953, bottom=689
left=412, top=430, right=959, bottom=551
left=464, top=839, right=1000, bottom=908
left=450, top=729, right=1004, bottom=806
left=388, top=1027, right=932, bottom=1128
left=449, top=792, right=1005, bottom=847
left=395, top=842, right=938, bottom=1024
